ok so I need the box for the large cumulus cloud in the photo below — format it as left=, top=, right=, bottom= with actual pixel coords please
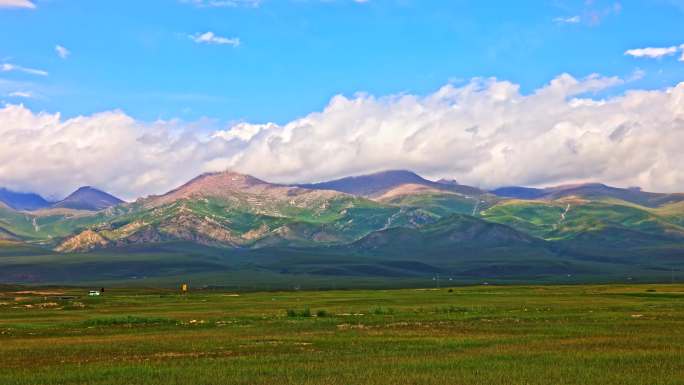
left=0, top=108, right=241, bottom=200
left=2, top=72, right=684, bottom=200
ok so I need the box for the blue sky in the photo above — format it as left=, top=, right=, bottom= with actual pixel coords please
left=2, top=0, right=684, bottom=124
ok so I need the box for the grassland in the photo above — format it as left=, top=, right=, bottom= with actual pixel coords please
left=1, top=284, right=683, bottom=384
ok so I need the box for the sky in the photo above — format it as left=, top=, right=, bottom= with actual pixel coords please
left=1, top=0, right=684, bottom=200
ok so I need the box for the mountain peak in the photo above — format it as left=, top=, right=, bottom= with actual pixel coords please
left=196, top=170, right=268, bottom=185
left=148, top=170, right=275, bottom=206
left=368, top=169, right=422, bottom=178
left=52, top=186, right=124, bottom=211
left=297, top=169, right=429, bottom=197
left=177, top=170, right=270, bottom=190
left=73, top=186, right=98, bottom=193
left=436, top=178, right=460, bottom=186
left=298, top=169, right=483, bottom=198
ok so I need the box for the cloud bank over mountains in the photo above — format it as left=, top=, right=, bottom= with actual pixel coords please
left=2, top=73, right=684, bottom=199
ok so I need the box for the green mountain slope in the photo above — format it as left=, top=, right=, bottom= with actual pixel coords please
left=352, top=214, right=539, bottom=252
left=374, top=184, right=499, bottom=217
left=53, top=172, right=437, bottom=252
left=481, top=198, right=684, bottom=243
left=0, top=204, right=117, bottom=244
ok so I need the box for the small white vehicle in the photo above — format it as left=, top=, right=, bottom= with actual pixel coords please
left=88, top=290, right=101, bottom=296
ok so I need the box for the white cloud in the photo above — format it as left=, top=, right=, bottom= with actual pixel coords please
left=55, top=45, right=70, bottom=59
left=2, top=73, right=684, bottom=199
left=625, top=46, right=679, bottom=59
left=8, top=91, right=32, bottom=98
left=213, top=122, right=278, bottom=141
left=0, top=0, right=35, bottom=9
left=181, top=0, right=260, bottom=8
left=190, top=32, right=240, bottom=46
left=0, top=107, right=238, bottom=199
left=1, top=63, right=48, bottom=76
left=553, top=15, right=581, bottom=24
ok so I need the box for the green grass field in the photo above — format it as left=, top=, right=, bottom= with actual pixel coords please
left=1, top=284, right=683, bottom=384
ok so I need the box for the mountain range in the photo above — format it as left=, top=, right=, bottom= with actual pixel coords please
left=0, top=186, right=123, bottom=211
left=1, top=170, right=682, bottom=287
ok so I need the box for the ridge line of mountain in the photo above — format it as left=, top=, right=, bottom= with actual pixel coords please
left=0, top=185, right=124, bottom=212
left=3, top=169, right=684, bottom=213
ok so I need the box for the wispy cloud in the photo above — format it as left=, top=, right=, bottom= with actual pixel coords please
left=0, top=0, right=35, bottom=9
left=190, top=32, right=240, bottom=46
left=8, top=91, right=32, bottom=98
left=181, top=0, right=260, bottom=8
left=1, top=63, right=48, bottom=76
left=627, top=68, right=646, bottom=81
left=625, top=46, right=679, bottom=59
left=553, top=15, right=581, bottom=24
left=55, top=45, right=70, bottom=59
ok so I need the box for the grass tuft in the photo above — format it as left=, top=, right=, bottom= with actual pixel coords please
left=434, top=305, right=467, bottom=314
left=286, top=307, right=312, bottom=318
left=83, top=315, right=177, bottom=327
left=370, top=306, right=395, bottom=315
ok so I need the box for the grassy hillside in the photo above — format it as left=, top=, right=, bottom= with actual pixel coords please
left=54, top=194, right=438, bottom=251
left=377, top=191, right=495, bottom=217
left=651, top=201, right=684, bottom=227
left=0, top=205, right=115, bottom=244
left=481, top=198, right=684, bottom=243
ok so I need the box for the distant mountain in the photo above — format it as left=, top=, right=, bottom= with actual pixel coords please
left=298, top=170, right=483, bottom=197
left=2, top=169, right=684, bottom=285
left=0, top=186, right=124, bottom=212
left=0, top=188, right=51, bottom=211
left=491, top=183, right=684, bottom=207
left=542, top=183, right=684, bottom=207
left=55, top=171, right=431, bottom=252
left=51, top=186, right=124, bottom=211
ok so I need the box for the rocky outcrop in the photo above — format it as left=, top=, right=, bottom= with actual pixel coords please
left=56, top=230, right=110, bottom=252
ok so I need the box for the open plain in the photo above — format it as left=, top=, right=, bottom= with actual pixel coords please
left=1, top=284, right=683, bottom=385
